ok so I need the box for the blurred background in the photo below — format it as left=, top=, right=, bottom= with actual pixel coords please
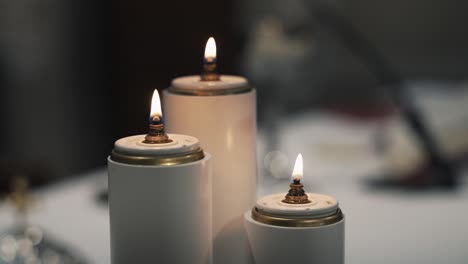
left=0, top=0, right=468, bottom=263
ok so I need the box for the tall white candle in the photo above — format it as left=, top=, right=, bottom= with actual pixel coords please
left=163, top=38, right=256, bottom=264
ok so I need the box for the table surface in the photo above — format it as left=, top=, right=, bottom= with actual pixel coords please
left=0, top=168, right=466, bottom=264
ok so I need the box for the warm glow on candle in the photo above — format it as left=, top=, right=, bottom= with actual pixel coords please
left=292, top=153, right=303, bottom=182
left=150, top=89, right=162, bottom=118
left=204, top=37, right=216, bottom=60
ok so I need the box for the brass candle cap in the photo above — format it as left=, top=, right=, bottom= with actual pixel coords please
left=143, top=124, right=173, bottom=144
left=252, top=207, right=343, bottom=227
left=282, top=180, right=311, bottom=204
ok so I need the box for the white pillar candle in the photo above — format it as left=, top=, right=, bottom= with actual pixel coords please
left=163, top=37, right=256, bottom=264
left=244, top=154, right=345, bottom=264
left=108, top=90, right=212, bottom=264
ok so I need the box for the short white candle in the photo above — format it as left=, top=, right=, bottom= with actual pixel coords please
left=244, top=154, right=345, bottom=264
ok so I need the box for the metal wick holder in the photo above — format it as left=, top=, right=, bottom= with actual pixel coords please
left=143, top=116, right=173, bottom=144
left=201, top=58, right=220, bottom=81
left=282, top=180, right=311, bottom=204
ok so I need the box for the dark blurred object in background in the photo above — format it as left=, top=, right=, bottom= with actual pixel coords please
left=239, top=0, right=468, bottom=188
left=0, top=0, right=245, bottom=191
left=0, top=0, right=110, bottom=190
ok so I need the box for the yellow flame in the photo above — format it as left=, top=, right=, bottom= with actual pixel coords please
left=204, top=37, right=216, bottom=60
left=150, top=89, right=162, bottom=117
left=292, top=153, right=303, bottom=182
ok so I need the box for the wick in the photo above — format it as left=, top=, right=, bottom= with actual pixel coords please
left=149, top=114, right=163, bottom=126
left=201, top=57, right=220, bottom=81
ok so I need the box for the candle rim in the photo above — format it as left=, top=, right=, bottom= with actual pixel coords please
left=255, top=192, right=339, bottom=218
left=169, top=75, right=251, bottom=96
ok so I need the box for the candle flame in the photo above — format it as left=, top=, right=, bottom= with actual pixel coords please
left=150, top=89, right=162, bottom=118
left=204, top=37, right=216, bottom=60
left=292, top=153, right=303, bottom=182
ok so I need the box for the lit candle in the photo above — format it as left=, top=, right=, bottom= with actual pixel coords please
left=201, top=37, right=219, bottom=81
left=163, top=37, right=257, bottom=264
left=108, top=89, right=212, bottom=264
left=143, top=89, right=171, bottom=144
left=244, top=154, right=345, bottom=264
left=291, top=153, right=303, bottom=183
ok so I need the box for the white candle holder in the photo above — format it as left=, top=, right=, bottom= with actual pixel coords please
left=163, top=75, right=256, bottom=264
left=244, top=191, right=345, bottom=264
left=108, top=133, right=212, bottom=264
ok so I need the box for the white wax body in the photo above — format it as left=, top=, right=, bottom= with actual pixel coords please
left=244, top=211, right=345, bottom=264
left=163, top=89, right=257, bottom=264
left=108, top=155, right=212, bottom=264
